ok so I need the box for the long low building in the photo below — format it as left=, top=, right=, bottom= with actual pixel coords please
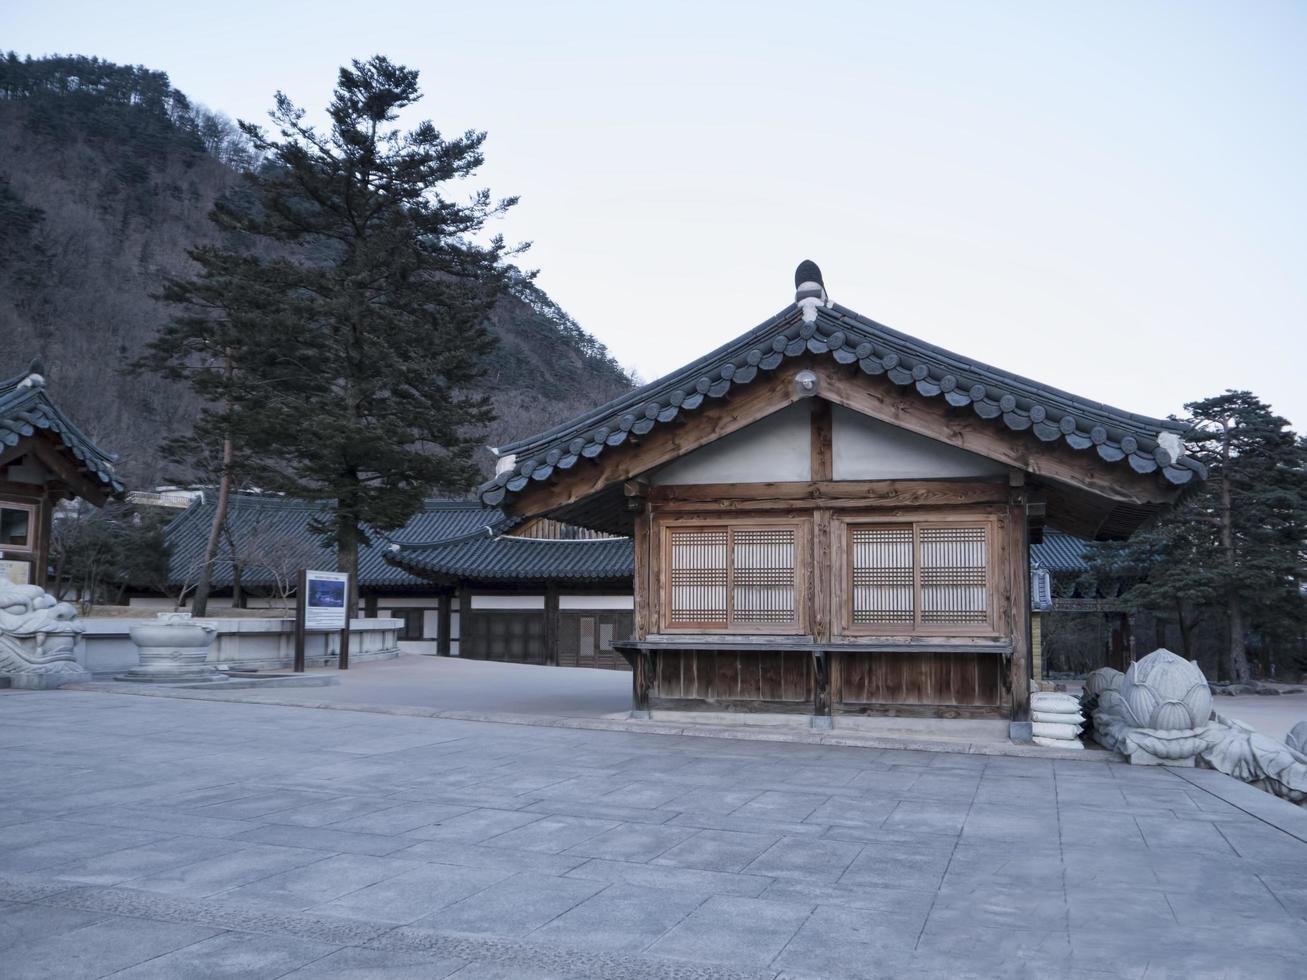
left=156, top=494, right=636, bottom=668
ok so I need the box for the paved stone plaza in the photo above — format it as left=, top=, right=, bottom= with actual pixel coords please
left=2, top=691, right=1305, bottom=979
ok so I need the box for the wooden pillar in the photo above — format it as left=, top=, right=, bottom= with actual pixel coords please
left=812, top=650, right=832, bottom=720
left=812, top=510, right=832, bottom=643
left=633, top=508, right=652, bottom=639
left=437, top=594, right=452, bottom=657
left=363, top=595, right=377, bottom=618
left=632, top=650, right=652, bottom=714
left=544, top=586, right=560, bottom=666
left=1007, top=481, right=1031, bottom=721
left=35, top=490, right=53, bottom=590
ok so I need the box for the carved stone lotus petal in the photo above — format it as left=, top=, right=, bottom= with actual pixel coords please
left=1122, top=683, right=1159, bottom=729
left=1083, top=667, right=1124, bottom=698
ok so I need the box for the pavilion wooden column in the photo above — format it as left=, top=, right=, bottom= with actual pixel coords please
left=437, top=595, right=452, bottom=657
left=544, top=586, right=560, bottom=666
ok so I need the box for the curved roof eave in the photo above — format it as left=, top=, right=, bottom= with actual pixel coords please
left=479, top=299, right=1206, bottom=508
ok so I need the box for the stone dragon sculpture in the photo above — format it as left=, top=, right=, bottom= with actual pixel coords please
left=0, top=581, right=87, bottom=677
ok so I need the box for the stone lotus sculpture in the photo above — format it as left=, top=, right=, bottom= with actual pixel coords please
left=1088, top=649, right=1216, bottom=765
left=0, top=581, right=91, bottom=688
left=1083, top=649, right=1307, bottom=804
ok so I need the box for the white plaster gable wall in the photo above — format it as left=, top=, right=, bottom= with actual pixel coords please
left=5, top=456, right=55, bottom=485
left=650, top=402, right=811, bottom=485
left=831, top=404, right=1007, bottom=480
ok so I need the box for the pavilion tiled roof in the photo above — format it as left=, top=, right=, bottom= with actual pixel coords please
left=479, top=273, right=1205, bottom=509
left=389, top=533, right=634, bottom=584
left=165, top=494, right=633, bottom=590
left=1030, top=530, right=1091, bottom=574
left=165, top=496, right=498, bottom=590
left=0, top=359, right=123, bottom=496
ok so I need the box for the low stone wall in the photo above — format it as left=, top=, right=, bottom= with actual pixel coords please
left=79, top=617, right=402, bottom=676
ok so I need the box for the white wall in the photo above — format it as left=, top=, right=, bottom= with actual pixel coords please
left=79, top=617, right=402, bottom=675
left=470, top=594, right=545, bottom=610
left=832, top=404, right=1007, bottom=480
left=651, top=402, right=810, bottom=485
left=559, top=594, right=634, bottom=610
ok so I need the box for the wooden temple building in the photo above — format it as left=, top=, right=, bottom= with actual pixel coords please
left=478, top=261, right=1204, bottom=734
left=0, top=360, right=124, bottom=587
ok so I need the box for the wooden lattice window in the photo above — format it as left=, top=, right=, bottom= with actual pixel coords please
left=850, top=526, right=914, bottom=626
left=666, top=524, right=799, bottom=631
left=847, top=522, right=993, bottom=632
left=919, top=525, right=989, bottom=625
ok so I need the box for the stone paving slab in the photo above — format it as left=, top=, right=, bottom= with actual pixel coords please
left=1, top=688, right=1304, bottom=979
left=61, top=680, right=1104, bottom=760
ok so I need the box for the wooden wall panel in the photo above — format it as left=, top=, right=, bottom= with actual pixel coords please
left=651, top=651, right=814, bottom=706
left=831, top=652, right=1002, bottom=710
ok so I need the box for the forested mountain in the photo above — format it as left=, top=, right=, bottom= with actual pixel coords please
left=0, top=54, right=632, bottom=488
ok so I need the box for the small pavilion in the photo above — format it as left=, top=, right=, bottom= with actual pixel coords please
left=0, top=359, right=124, bottom=588
left=478, top=262, right=1204, bottom=735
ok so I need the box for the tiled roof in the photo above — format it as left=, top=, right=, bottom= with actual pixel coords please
left=165, top=494, right=633, bottom=590
left=480, top=271, right=1205, bottom=509
left=0, top=360, right=123, bottom=496
left=164, top=495, right=500, bottom=590
left=1031, top=530, right=1091, bottom=574
left=390, top=534, right=634, bottom=584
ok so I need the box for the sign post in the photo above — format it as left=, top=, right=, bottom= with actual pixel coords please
left=293, top=569, right=307, bottom=672
left=295, top=569, right=350, bottom=672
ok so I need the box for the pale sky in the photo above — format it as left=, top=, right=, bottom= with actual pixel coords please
left=5, top=1, right=1306, bottom=427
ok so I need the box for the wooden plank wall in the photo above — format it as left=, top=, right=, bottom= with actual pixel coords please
left=830, top=651, right=1003, bottom=715
left=650, top=650, right=814, bottom=711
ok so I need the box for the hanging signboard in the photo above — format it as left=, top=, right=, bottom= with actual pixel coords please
left=0, top=558, right=32, bottom=586
left=303, top=570, right=350, bottom=630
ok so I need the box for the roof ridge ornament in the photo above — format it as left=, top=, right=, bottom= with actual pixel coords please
left=794, top=259, right=831, bottom=324
left=1156, top=431, right=1184, bottom=465
left=17, top=357, right=46, bottom=390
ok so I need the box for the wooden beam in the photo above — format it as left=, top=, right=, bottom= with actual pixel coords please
left=648, top=479, right=1009, bottom=508
left=23, top=437, right=109, bottom=506
left=810, top=398, right=832, bottom=482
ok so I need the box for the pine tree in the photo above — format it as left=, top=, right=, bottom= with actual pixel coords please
left=1086, top=391, right=1307, bottom=681
left=138, top=256, right=259, bottom=615
left=148, top=55, right=516, bottom=609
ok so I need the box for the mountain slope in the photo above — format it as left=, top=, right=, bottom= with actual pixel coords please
left=0, top=53, right=632, bottom=487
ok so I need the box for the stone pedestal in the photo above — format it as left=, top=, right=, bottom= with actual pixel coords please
left=117, top=613, right=220, bottom=683
left=1125, top=748, right=1196, bottom=767
left=5, top=669, right=91, bottom=689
